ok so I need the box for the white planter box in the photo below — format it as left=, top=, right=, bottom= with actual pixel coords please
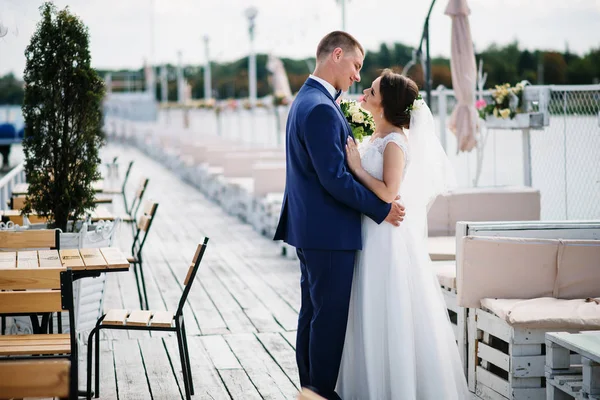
left=485, top=112, right=546, bottom=130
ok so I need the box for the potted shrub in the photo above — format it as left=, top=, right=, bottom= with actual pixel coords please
left=22, top=2, right=105, bottom=233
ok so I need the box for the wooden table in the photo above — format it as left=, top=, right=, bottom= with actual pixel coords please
left=0, top=247, right=129, bottom=279
left=0, top=207, right=115, bottom=224
left=546, top=331, right=600, bottom=399
left=11, top=180, right=105, bottom=196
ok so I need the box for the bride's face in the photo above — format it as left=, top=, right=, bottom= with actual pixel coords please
left=361, top=77, right=383, bottom=116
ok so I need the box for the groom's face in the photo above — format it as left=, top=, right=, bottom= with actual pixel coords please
left=333, top=47, right=363, bottom=92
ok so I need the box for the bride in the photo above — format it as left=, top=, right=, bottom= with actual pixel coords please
left=336, top=69, right=469, bottom=399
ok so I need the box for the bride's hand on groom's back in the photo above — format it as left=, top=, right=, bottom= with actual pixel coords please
left=384, top=195, right=405, bottom=227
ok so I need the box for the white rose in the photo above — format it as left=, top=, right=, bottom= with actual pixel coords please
left=349, top=105, right=360, bottom=115
left=352, top=112, right=365, bottom=124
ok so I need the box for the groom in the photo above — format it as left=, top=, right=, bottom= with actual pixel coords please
left=274, top=31, right=405, bottom=399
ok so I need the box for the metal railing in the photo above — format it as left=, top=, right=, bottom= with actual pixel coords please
left=100, top=84, right=600, bottom=221
left=0, top=163, right=25, bottom=211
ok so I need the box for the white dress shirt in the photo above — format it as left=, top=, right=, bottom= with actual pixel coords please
left=309, top=74, right=338, bottom=99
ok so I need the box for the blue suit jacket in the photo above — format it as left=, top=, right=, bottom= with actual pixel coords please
left=273, top=78, right=391, bottom=250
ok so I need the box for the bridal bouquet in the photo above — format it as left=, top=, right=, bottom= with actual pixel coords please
left=339, top=99, right=375, bottom=142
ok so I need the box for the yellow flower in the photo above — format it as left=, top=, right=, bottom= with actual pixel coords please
left=493, top=107, right=499, bottom=117
left=499, top=108, right=511, bottom=119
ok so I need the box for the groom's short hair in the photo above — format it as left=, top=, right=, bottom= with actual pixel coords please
left=316, top=31, right=364, bottom=60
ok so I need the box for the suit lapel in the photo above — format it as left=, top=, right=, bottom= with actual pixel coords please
left=304, top=79, right=353, bottom=139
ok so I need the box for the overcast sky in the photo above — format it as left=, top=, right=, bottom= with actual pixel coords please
left=1, top=0, right=599, bottom=77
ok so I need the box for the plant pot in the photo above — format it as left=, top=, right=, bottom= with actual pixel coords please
left=485, top=112, right=546, bottom=130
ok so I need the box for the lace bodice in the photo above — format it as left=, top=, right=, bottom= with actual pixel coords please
left=358, top=132, right=409, bottom=184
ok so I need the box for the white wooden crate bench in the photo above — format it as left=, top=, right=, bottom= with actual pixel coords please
left=545, top=331, right=600, bottom=400
left=457, top=235, right=600, bottom=400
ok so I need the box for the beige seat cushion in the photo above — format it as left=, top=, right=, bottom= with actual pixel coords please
left=433, top=261, right=456, bottom=289
left=427, top=236, right=455, bottom=261
left=481, top=297, right=600, bottom=330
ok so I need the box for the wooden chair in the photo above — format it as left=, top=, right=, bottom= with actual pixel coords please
left=127, top=201, right=159, bottom=309
left=123, top=177, right=149, bottom=223
left=0, top=268, right=77, bottom=399
left=103, top=160, right=134, bottom=204
left=86, top=238, right=209, bottom=400
left=0, top=228, right=61, bottom=334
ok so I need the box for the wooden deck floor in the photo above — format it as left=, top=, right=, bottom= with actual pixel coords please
left=80, top=142, right=478, bottom=400
left=84, top=142, right=301, bottom=400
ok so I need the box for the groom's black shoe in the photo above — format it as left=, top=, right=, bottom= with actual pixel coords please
left=298, top=386, right=341, bottom=400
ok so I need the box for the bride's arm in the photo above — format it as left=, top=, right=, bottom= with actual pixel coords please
left=346, top=138, right=405, bottom=203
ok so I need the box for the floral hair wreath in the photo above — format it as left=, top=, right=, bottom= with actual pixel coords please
left=404, top=93, right=423, bottom=115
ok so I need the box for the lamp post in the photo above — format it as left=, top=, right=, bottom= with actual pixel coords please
left=177, top=50, right=184, bottom=104
left=336, top=0, right=347, bottom=31
left=203, top=35, right=212, bottom=100
left=244, top=6, right=258, bottom=107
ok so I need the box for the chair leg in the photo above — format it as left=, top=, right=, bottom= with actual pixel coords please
left=87, top=327, right=97, bottom=400
left=138, top=260, right=150, bottom=310
left=95, top=326, right=101, bottom=398
left=176, top=328, right=192, bottom=400
left=132, top=262, right=145, bottom=310
left=181, top=320, right=194, bottom=395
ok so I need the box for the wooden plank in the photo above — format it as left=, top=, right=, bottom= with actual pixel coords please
left=477, top=366, right=510, bottom=398
left=138, top=338, right=181, bottom=398
left=17, top=250, right=39, bottom=269
left=476, top=308, right=513, bottom=343
left=478, top=342, right=510, bottom=372
left=137, top=215, right=151, bottom=231
left=59, top=249, right=85, bottom=269
left=126, top=310, right=152, bottom=326
left=225, top=333, right=298, bottom=399
left=149, top=310, right=173, bottom=327
left=79, top=248, right=108, bottom=269
left=281, top=331, right=297, bottom=350
left=11, top=182, right=29, bottom=195
left=0, top=267, right=62, bottom=290
left=112, top=339, right=149, bottom=400
left=102, top=309, right=129, bottom=325
left=201, top=335, right=242, bottom=369
left=256, top=332, right=301, bottom=389
left=164, top=336, right=231, bottom=400
left=209, top=260, right=284, bottom=333
left=200, top=266, right=257, bottom=333
left=219, top=369, right=263, bottom=400
left=0, top=291, right=62, bottom=313
left=38, top=250, right=63, bottom=268
left=0, top=252, right=16, bottom=269
left=99, top=247, right=129, bottom=269
left=0, top=359, right=70, bottom=398
left=0, top=229, right=56, bottom=249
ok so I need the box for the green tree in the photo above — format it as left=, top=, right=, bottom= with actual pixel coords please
left=22, top=2, right=105, bottom=232
left=543, top=52, right=568, bottom=84
left=0, top=73, right=25, bottom=105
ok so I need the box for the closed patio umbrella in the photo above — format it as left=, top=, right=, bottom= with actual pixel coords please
left=445, top=0, right=478, bottom=152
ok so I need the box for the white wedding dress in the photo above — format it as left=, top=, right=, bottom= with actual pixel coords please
left=337, top=132, right=470, bottom=400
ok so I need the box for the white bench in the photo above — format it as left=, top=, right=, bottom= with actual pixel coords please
left=457, top=235, right=600, bottom=399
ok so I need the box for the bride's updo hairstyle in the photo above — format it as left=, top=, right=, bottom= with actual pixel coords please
left=379, top=69, right=419, bottom=129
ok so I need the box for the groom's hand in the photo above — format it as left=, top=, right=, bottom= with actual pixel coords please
left=384, top=195, right=406, bottom=227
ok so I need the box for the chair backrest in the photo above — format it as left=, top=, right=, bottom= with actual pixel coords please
left=132, top=201, right=159, bottom=259
left=176, top=238, right=209, bottom=318
left=0, top=229, right=60, bottom=250
left=0, top=268, right=77, bottom=399
left=456, top=236, right=600, bottom=308
left=128, top=177, right=149, bottom=218
left=121, top=160, right=134, bottom=193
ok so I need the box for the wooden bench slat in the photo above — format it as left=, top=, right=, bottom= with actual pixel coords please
left=100, top=247, right=129, bottom=269
left=17, top=250, right=39, bottom=269
left=0, top=252, right=16, bottom=269
left=0, top=359, right=70, bottom=398
left=149, top=311, right=174, bottom=327
left=0, top=230, right=56, bottom=249
left=126, top=310, right=152, bottom=326
left=0, top=291, right=63, bottom=313
left=38, top=250, right=64, bottom=269
left=137, top=215, right=151, bottom=232
left=0, top=333, right=70, bottom=342
left=59, top=249, right=85, bottom=269
left=79, top=248, right=108, bottom=269
left=142, top=202, right=158, bottom=216
left=102, top=309, right=129, bottom=325
left=0, top=343, right=71, bottom=356
left=0, top=268, right=63, bottom=290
